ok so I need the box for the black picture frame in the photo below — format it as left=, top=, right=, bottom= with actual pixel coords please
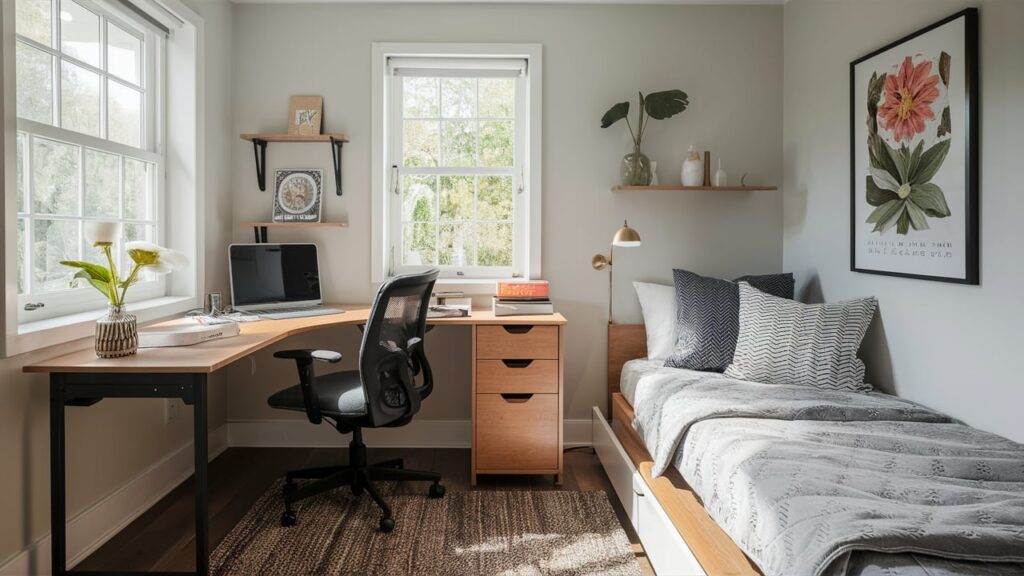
left=849, top=8, right=979, bottom=285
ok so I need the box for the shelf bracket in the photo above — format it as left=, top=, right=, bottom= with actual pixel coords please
left=330, top=137, right=344, bottom=196
left=252, top=139, right=268, bottom=191
left=253, top=225, right=268, bottom=243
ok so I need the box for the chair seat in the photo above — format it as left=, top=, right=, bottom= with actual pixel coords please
left=268, top=370, right=368, bottom=417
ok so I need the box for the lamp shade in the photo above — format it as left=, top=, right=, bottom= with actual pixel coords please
left=611, top=220, right=642, bottom=247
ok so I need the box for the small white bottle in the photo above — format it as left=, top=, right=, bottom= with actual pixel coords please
left=714, top=159, right=728, bottom=187
left=650, top=161, right=659, bottom=185
left=681, top=146, right=703, bottom=187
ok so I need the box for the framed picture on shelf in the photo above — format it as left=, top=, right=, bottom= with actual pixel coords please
left=850, top=8, right=978, bottom=284
left=272, top=169, right=323, bottom=223
left=287, top=96, right=323, bottom=136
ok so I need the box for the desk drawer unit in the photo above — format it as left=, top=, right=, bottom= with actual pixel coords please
left=472, top=323, right=563, bottom=484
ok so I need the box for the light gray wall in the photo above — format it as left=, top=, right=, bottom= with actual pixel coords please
left=228, top=3, right=784, bottom=423
left=0, top=0, right=234, bottom=565
left=783, top=0, right=1024, bottom=442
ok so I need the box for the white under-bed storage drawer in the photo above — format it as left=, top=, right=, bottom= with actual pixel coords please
left=591, top=406, right=706, bottom=576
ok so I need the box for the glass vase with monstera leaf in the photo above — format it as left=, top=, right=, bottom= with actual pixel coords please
left=601, top=90, right=689, bottom=186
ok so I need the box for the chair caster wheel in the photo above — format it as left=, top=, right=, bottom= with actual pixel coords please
left=379, top=516, right=395, bottom=532
left=281, top=510, right=297, bottom=527
left=283, top=482, right=297, bottom=496
left=428, top=483, right=446, bottom=499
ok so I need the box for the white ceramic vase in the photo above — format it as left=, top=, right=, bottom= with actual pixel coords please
left=681, top=146, right=703, bottom=187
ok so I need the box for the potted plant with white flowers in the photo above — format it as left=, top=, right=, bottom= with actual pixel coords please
left=61, top=221, right=188, bottom=358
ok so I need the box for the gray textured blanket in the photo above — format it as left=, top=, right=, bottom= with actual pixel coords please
left=631, top=373, right=1024, bottom=576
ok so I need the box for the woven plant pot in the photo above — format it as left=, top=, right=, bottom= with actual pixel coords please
left=95, top=305, right=138, bottom=358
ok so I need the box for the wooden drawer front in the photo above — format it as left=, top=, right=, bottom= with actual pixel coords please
left=476, top=360, right=558, bottom=394
left=476, top=325, right=558, bottom=360
left=476, top=393, right=559, bottom=470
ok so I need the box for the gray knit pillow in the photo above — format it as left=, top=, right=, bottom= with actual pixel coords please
left=664, top=269, right=795, bottom=372
left=725, top=282, right=877, bottom=392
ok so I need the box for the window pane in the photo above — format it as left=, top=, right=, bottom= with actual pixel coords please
left=402, top=120, right=439, bottom=167
left=17, top=133, right=27, bottom=213
left=402, top=223, right=436, bottom=266
left=32, top=137, right=80, bottom=215
left=402, top=175, right=436, bottom=222
left=442, top=120, right=476, bottom=167
left=16, top=42, right=54, bottom=125
left=108, top=80, right=142, bottom=147
left=439, top=223, right=474, bottom=266
left=476, top=222, right=512, bottom=267
left=480, top=120, right=513, bottom=167
left=60, top=0, right=100, bottom=67
left=61, top=61, right=101, bottom=137
left=17, top=219, right=27, bottom=295
left=402, top=77, right=438, bottom=118
left=439, top=176, right=473, bottom=221
left=32, top=219, right=79, bottom=292
left=441, top=78, right=475, bottom=118
left=477, top=176, right=513, bottom=221
left=16, top=0, right=52, bottom=47
left=479, top=78, right=514, bottom=118
left=84, top=149, right=119, bottom=217
left=107, top=23, right=141, bottom=84
left=124, top=158, right=152, bottom=220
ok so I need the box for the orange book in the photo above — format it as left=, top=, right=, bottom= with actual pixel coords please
left=496, top=281, right=549, bottom=299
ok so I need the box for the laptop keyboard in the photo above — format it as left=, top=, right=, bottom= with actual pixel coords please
left=254, top=307, right=344, bottom=320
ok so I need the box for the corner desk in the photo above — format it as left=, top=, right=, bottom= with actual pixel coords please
left=24, top=306, right=567, bottom=576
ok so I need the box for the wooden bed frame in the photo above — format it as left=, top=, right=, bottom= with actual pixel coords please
left=603, top=323, right=761, bottom=575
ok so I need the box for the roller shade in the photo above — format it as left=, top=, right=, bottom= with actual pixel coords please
left=388, top=57, right=527, bottom=78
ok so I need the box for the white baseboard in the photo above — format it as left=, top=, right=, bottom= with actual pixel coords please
left=228, top=418, right=593, bottom=449
left=0, top=426, right=228, bottom=576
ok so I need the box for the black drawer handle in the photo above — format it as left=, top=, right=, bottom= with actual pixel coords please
left=501, top=359, right=534, bottom=369
left=500, top=393, right=534, bottom=403
left=502, top=325, right=534, bottom=335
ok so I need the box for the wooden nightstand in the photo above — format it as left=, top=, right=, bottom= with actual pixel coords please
left=471, top=316, right=566, bottom=485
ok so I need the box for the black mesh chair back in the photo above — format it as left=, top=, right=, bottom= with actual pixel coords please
left=359, top=269, right=439, bottom=428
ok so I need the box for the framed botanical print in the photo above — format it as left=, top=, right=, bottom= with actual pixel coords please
left=850, top=9, right=978, bottom=284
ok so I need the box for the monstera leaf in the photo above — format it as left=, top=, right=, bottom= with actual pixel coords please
left=643, top=90, right=689, bottom=120
left=600, top=101, right=630, bottom=129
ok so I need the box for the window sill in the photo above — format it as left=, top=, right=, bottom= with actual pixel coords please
left=7, top=296, right=198, bottom=357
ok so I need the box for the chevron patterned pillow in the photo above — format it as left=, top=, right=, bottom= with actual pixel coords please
left=725, top=282, right=878, bottom=392
left=664, top=269, right=794, bottom=372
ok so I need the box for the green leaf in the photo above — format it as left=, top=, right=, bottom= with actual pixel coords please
left=868, top=134, right=900, bottom=179
left=60, top=260, right=112, bottom=283
left=866, top=199, right=903, bottom=229
left=643, top=90, right=689, bottom=120
left=909, top=182, right=952, bottom=217
left=906, top=140, right=924, bottom=181
left=911, top=139, right=950, bottom=185
left=869, top=166, right=901, bottom=192
left=886, top=142, right=909, bottom=183
left=905, top=199, right=930, bottom=231
left=866, top=175, right=898, bottom=206
left=896, top=209, right=911, bottom=235
left=938, top=106, right=951, bottom=138
left=600, top=101, right=630, bottom=128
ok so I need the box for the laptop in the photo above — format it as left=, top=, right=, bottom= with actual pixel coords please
left=228, top=243, right=343, bottom=320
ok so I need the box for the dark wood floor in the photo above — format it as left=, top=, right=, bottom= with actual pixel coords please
left=77, top=447, right=654, bottom=574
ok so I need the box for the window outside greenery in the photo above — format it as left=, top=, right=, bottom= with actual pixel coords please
left=14, top=0, right=158, bottom=303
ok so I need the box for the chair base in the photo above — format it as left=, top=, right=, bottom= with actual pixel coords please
left=279, top=428, right=444, bottom=532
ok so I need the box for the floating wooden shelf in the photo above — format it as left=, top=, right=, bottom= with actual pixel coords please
left=240, top=133, right=350, bottom=194
left=612, top=185, right=777, bottom=192
left=242, top=221, right=348, bottom=243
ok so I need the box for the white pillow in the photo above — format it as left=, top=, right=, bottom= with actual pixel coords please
left=632, top=281, right=677, bottom=361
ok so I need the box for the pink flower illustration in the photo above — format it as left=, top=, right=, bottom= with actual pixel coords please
left=878, top=57, right=940, bottom=142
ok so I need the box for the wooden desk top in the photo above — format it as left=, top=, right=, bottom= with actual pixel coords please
left=24, top=306, right=566, bottom=374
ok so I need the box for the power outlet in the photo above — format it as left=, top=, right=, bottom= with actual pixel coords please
left=164, top=399, right=180, bottom=424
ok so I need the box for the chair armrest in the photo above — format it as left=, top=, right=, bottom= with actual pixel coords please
left=274, top=349, right=343, bottom=363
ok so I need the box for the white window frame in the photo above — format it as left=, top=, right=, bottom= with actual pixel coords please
left=1, top=0, right=205, bottom=357
left=371, top=43, right=542, bottom=287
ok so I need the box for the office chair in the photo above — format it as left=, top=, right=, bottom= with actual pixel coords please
left=267, top=269, right=444, bottom=532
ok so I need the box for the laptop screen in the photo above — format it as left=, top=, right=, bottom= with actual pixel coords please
left=229, top=244, right=322, bottom=307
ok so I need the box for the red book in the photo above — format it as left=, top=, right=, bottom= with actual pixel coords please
left=496, top=281, right=549, bottom=299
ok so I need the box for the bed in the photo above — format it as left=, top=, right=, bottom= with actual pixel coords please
left=594, top=324, right=1024, bottom=576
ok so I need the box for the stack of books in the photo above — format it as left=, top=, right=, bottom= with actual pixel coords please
left=428, top=291, right=472, bottom=318
left=493, top=281, right=553, bottom=316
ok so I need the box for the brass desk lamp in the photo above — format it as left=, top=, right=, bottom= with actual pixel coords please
left=592, top=220, right=642, bottom=323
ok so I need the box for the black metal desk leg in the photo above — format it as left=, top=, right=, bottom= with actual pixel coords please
left=193, top=374, right=209, bottom=576
left=50, top=374, right=67, bottom=576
